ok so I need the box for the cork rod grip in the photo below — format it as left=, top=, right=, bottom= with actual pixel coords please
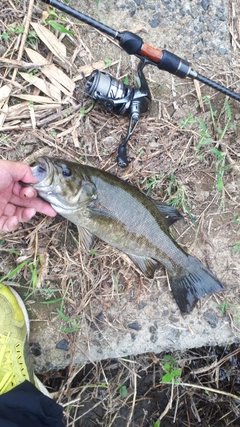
left=139, top=42, right=163, bottom=63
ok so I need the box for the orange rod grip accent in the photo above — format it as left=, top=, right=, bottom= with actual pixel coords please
left=139, top=42, right=163, bottom=63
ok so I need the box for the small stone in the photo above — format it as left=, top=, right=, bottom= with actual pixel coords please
left=138, top=301, right=147, bottom=309
left=219, top=15, right=226, bottom=22
left=56, top=338, right=69, bottom=351
left=193, top=38, right=200, bottom=45
left=201, top=0, right=210, bottom=11
left=150, top=13, right=161, bottom=28
left=203, top=310, right=219, bottom=328
left=191, top=7, right=199, bottom=19
left=150, top=19, right=159, bottom=28
left=131, top=333, right=137, bottom=341
left=128, top=321, right=142, bottom=331
left=150, top=334, right=158, bottom=343
left=219, top=48, right=228, bottom=55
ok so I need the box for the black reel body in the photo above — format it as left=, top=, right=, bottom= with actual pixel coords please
left=84, top=60, right=151, bottom=167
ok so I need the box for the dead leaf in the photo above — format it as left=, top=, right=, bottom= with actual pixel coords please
left=6, top=101, right=61, bottom=120
left=25, top=48, right=75, bottom=95
left=12, top=94, right=63, bottom=104
left=31, top=22, right=67, bottom=62
left=0, top=85, right=11, bottom=108
left=19, top=72, right=61, bottom=101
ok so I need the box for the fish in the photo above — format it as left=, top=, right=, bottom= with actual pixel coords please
left=30, top=156, right=224, bottom=313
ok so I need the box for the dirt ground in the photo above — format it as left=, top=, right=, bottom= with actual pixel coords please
left=0, top=0, right=239, bottom=425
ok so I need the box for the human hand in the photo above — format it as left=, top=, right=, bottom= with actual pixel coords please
left=0, top=160, right=56, bottom=232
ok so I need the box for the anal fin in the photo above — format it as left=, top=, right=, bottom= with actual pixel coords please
left=128, top=254, right=159, bottom=278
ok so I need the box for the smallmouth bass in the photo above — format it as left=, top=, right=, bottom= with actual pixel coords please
left=31, top=157, right=224, bottom=313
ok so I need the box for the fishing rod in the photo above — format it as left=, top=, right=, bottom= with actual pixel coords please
left=41, top=0, right=240, bottom=166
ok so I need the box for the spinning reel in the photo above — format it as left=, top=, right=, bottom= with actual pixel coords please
left=84, top=60, right=151, bottom=167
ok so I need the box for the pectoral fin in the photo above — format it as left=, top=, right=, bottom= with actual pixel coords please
left=151, top=200, right=184, bottom=227
left=128, top=254, right=159, bottom=278
left=87, top=205, right=116, bottom=222
left=77, top=226, right=95, bottom=250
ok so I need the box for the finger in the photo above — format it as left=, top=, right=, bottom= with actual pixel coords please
left=9, top=195, right=57, bottom=217
left=0, top=215, right=19, bottom=232
left=3, top=203, right=17, bottom=217
left=0, top=160, right=38, bottom=185
left=0, top=207, right=40, bottom=232
left=15, top=207, right=37, bottom=222
left=3, top=205, right=37, bottom=223
left=34, top=200, right=57, bottom=217
left=13, top=182, right=37, bottom=198
left=19, top=186, right=37, bottom=199
left=3, top=203, right=33, bottom=218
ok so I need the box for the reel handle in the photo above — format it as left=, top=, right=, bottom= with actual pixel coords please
left=117, top=144, right=128, bottom=168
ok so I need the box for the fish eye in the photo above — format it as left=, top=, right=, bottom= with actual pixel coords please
left=62, top=167, right=72, bottom=177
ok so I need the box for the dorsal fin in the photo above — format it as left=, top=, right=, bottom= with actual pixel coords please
left=151, top=199, right=184, bottom=227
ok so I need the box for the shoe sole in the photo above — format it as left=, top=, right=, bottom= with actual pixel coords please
left=9, top=286, right=50, bottom=397
left=9, top=286, right=30, bottom=339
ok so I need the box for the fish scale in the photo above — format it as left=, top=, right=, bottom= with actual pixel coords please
left=76, top=173, right=190, bottom=272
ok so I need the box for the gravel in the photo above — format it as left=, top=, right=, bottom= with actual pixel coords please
left=105, top=0, right=230, bottom=59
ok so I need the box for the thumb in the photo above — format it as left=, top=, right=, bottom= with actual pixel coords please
left=19, top=186, right=38, bottom=199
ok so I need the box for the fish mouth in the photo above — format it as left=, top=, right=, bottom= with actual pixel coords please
left=31, top=157, right=53, bottom=186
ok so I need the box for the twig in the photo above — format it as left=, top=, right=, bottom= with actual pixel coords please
left=0, top=58, right=44, bottom=69
left=174, top=382, right=240, bottom=401
left=191, top=347, right=240, bottom=375
left=12, top=0, right=35, bottom=81
left=157, top=379, right=175, bottom=421
left=126, top=371, right=137, bottom=427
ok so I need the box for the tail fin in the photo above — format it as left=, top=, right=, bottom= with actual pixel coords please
left=169, top=255, right=224, bottom=313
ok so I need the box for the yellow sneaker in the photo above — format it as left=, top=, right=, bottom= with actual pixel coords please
left=0, top=284, right=49, bottom=396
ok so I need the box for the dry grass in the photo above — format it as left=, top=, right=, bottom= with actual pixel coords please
left=0, top=0, right=240, bottom=426
left=46, top=345, right=240, bottom=426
